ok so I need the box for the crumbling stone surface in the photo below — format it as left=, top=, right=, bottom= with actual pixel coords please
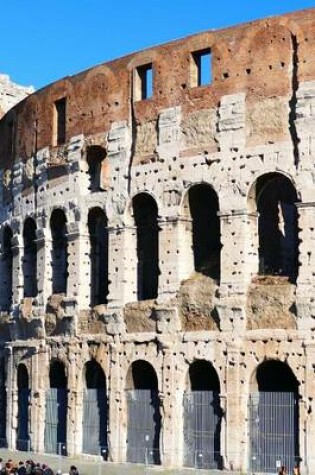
left=0, top=7, right=315, bottom=473
left=246, top=276, right=297, bottom=330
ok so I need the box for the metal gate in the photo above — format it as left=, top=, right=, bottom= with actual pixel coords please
left=248, top=392, right=299, bottom=473
left=126, top=390, right=161, bottom=464
left=44, top=388, right=67, bottom=454
left=183, top=391, right=221, bottom=469
left=82, top=389, right=107, bottom=456
left=17, top=388, right=30, bottom=451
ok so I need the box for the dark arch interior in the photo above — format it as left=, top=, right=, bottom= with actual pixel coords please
left=49, top=360, right=67, bottom=388
left=17, top=364, right=29, bottom=389
left=50, top=209, right=68, bottom=294
left=88, top=208, right=109, bottom=306
left=188, top=360, right=221, bottom=391
left=256, top=360, right=298, bottom=392
left=23, top=218, right=37, bottom=298
left=85, top=360, right=106, bottom=389
left=133, top=194, right=159, bottom=300
left=87, top=146, right=106, bottom=192
left=188, top=184, right=221, bottom=279
left=3, top=226, right=13, bottom=310
left=256, top=173, right=298, bottom=282
left=126, top=360, right=158, bottom=390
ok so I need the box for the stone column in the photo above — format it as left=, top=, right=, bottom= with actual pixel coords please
left=107, top=339, right=123, bottom=462
left=219, top=210, right=258, bottom=294
left=108, top=225, right=137, bottom=307
left=72, top=226, right=90, bottom=311
left=225, top=342, right=244, bottom=471
left=157, top=217, right=194, bottom=303
left=36, top=227, right=52, bottom=315
left=11, top=232, right=23, bottom=313
left=302, top=342, right=315, bottom=474
left=5, top=346, right=14, bottom=449
left=32, top=345, right=48, bottom=453
left=296, top=203, right=315, bottom=330
left=66, top=349, right=77, bottom=456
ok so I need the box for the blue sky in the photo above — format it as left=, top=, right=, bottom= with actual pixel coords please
left=2, top=0, right=315, bottom=90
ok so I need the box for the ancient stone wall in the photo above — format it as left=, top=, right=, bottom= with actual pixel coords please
left=0, top=7, right=315, bottom=473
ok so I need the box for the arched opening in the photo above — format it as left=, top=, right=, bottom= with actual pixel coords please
left=132, top=194, right=159, bottom=300
left=2, top=226, right=13, bottom=311
left=249, top=360, right=299, bottom=473
left=250, top=173, right=298, bottom=282
left=82, top=360, right=107, bottom=458
left=0, top=359, right=6, bottom=447
left=187, top=184, right=220, bottom=280
left=126, top=360, right=161, bottom=464
left=86, top=146, right=106, bottom=192
left=50, top=210, right=68, bottom=294
left=17, top=364, right=30, bottom=451
left=88, top=208, right=109, bottom=306
left=45, top=360, right=67, bottom=455
left=23, top=218, right=37, bottom=298
left=183, top=360, right=222, bottom=469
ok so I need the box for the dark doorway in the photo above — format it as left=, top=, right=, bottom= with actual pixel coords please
left=249, top=360, right=299, bottom=473
left=0, top=360, right=7, bottom=447
left=183, top=360, right=222, bottom=469
left=50, top=210, right=68, bottom=294
left=255, top=173, right=298, bottom=282
left=82, top=360, right=107, bottom=458
left=126, top=360, right=161, bottom=464
left=86, top=146, right=106, bottom=192
left=88, top=208, right=109, bottom=306
left=188, top=184, right=220, bottom=280
left=133, top=194, right=159, bottom=300
left=17, top=364, right=30, bottom=451
left=23, top=218, right=37, bottom=298
left=45, top=360, right=67, bottom=454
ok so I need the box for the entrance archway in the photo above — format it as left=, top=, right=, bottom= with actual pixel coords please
left=17, top=364, right=30, bottom=451
left=248, top=360, right=299, bottom=473
left=45, top=360, right=68, bottom=454
left=82, top=360, right=107, bottom=458
left=126, top=360, right=161, bottom=464
left=183, top=360, right=222, bottom=469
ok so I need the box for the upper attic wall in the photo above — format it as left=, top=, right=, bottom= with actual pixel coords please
left=0, top=7, right=314, bottom=167
left=0, top=74, right=33, bottom=119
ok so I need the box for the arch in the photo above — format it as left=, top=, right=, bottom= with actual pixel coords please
left=183, top=184, right=221, bottom=279
left=17, top=364, right=30, bottom=451
left=132, top=193, right=159, bottom=300
left=50, top=209, right=68, bottom=294
left=247, top=172, right=298, bottom=282
left=82, top=360, right=107, bottom=457
left=125, top=360, right=161, bottom=464
left=248, top=360, right=299, bottom=473
left=23, top=217, right=37, bottom=298
left=183, top=360, right=222, bottom=469
left=86, top=145, right=107, bottom=192
left=88, top=207, right=109, bottom=306
left=45, top=359, right=67, bottom=454
left=2, top=226, right=13, bottom=311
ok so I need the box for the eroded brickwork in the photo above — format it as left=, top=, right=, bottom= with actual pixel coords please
left=0, top=7, right=315, bottom=473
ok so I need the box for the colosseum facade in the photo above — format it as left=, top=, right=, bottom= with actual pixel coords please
left=0, top=7, right=314, bottom=474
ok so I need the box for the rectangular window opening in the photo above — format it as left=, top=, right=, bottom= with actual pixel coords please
left=191, top=49, right=212, bottom=87
left=134, top=64, right=153, bottom=101
left=54, top=97, right=67, bottom=146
